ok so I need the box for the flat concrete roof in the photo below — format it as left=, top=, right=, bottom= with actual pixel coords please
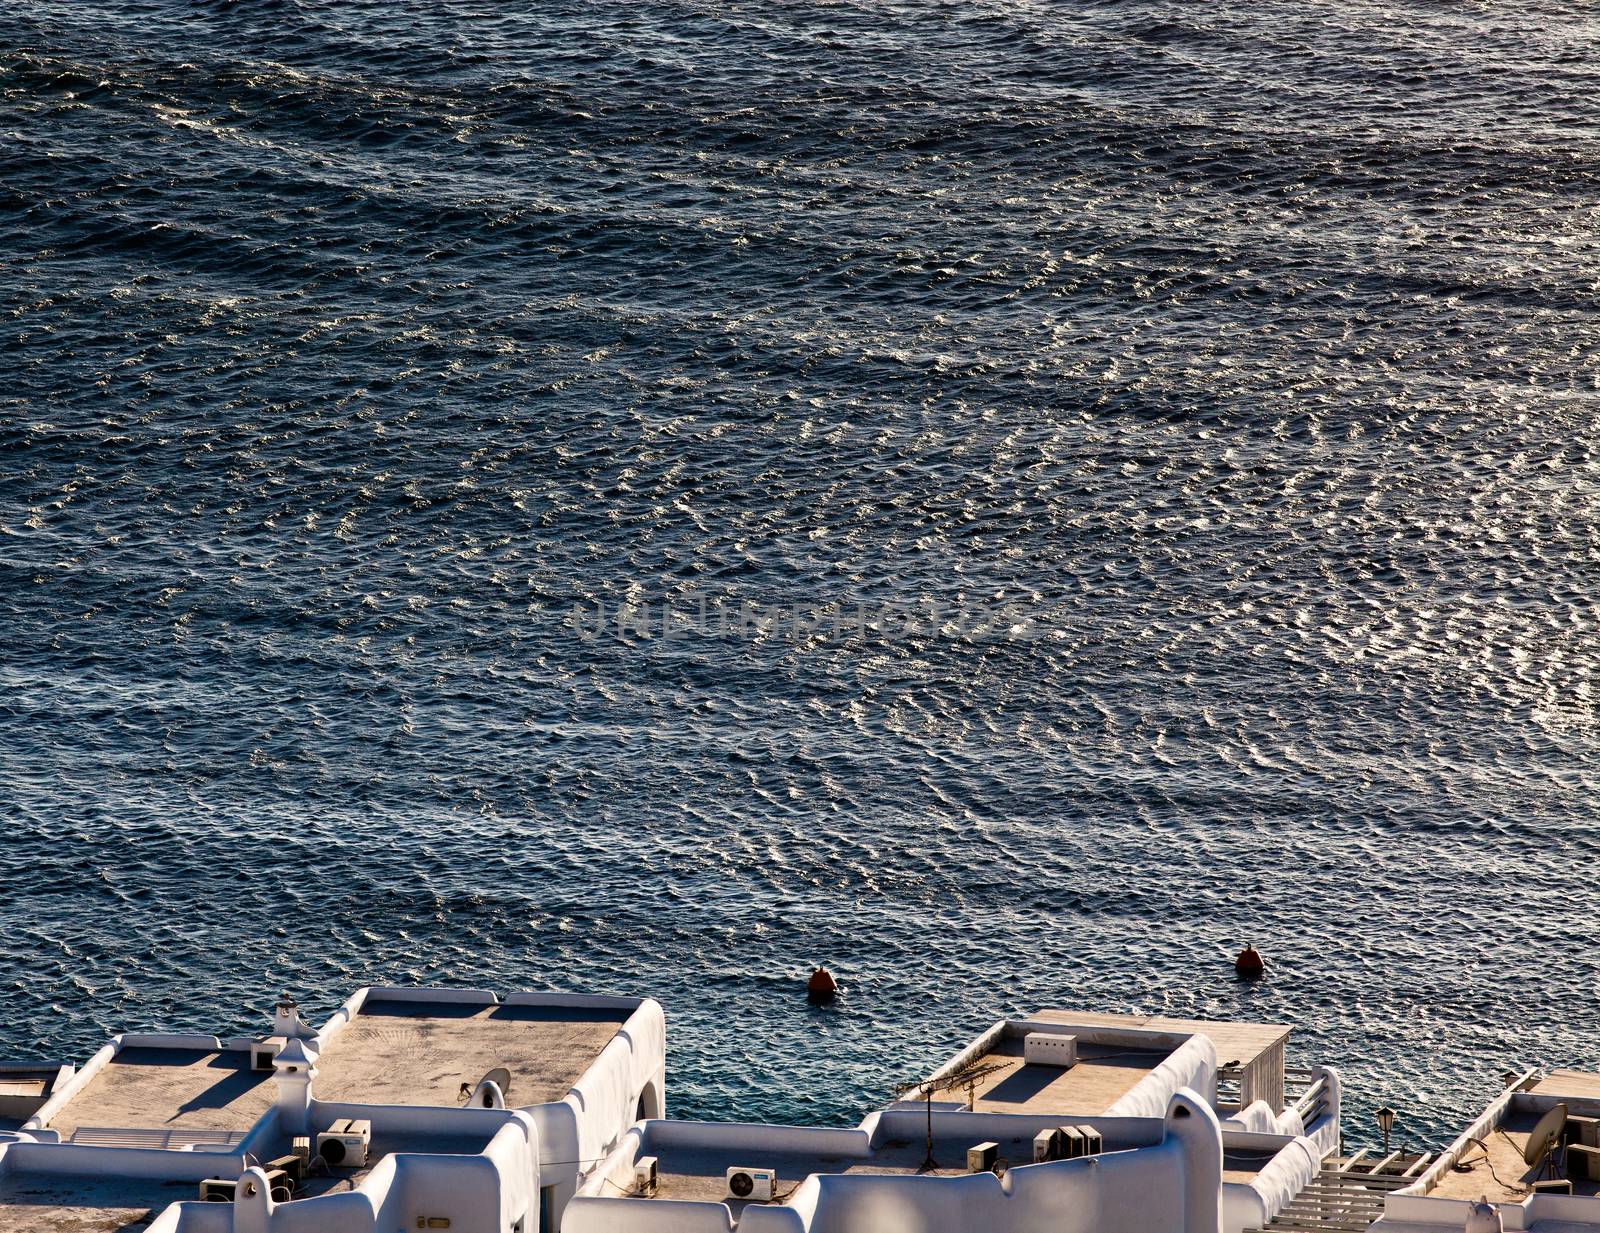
left=312, top=999, right=628, bottom=1107
left=1428, top=1108, right=1596, bottom=1202
left=1032, top=1011, right=1291, bottom=1070
left=45, top=1048, right=274, bottom=1137
left=1221, top=1147, right=1278, bottom=1184
left=965, top=1037, right=1168, bottom=1116
left=1530, top=1070, right=1600, bottom=1102
left=640, top=1133, right=1046, bottom=1211
left=0, top=1172, right=190, bottom=1233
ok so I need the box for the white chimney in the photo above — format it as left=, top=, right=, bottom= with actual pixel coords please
left=273, top=993, right=312, bottom=1039
left=273, top=1038, right=318, bottom=1135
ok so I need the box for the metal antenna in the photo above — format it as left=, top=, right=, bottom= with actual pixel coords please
left=894, top=1060, right=1010, bottom=1173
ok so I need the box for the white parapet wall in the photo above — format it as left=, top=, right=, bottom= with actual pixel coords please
left=1373, top=1076, right=1600, bottom=1232
left=47, top=1111, right=541, bottom=1233
left=22, top=1037, right=123, bottom=1135
left=314, top=985, right=666, bottom=1230
left=2, top=985, right=663, bottom=1233
left=1291, top=1064, right=1341, bottom=1158
left=565, top=1090, right=1225, bottom=1233
left=0, top=1136, right=249, bottom=1183
left=804, top=1092, right=1224, bottom=1233
left=1218, top=1131, right=1321, bottom=1233
left=873, top=1107, right=1171, bottom=1151
left=1220, top=1065, right=1340, bottom=1159
left=915, top=1019, right=1221, bottom=1118
left=1105, top=1034, right=1219, bottom=1119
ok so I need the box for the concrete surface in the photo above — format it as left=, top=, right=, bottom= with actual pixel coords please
left=313, top=999, right=628, bottom=1107
left=45, top=1048, right=273, bottom=1136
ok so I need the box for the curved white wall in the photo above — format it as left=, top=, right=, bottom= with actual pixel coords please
left=566, top=1090, right=1225, bottom=1233
left=1219, top=1132, right=1320, bottom=1233
left=1107, top=1036, right=1219, bottom=1120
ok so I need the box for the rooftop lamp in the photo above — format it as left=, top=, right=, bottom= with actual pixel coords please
left=1376, top=1106, right=1397, bottom=1156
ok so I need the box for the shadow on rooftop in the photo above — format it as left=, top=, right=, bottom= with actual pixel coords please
left=982, top=1065, right=1065, bottom=1106
left=167, top=1063, right=270, bottom=1121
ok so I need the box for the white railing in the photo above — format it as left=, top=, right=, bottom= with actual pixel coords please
left=1286, top=1067, right=1329, bottom=1129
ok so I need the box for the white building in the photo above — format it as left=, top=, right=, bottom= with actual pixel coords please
left=568, top=1089, right=1226, bottom=1233
left=1370, top=1069, right=1600, bottom=1233
left=917, top=1011, right=1339, bottom=1140
left=0, top=986, right=664, bottom=1233
left=0, top=994, right=1358, bottom=1233
left=310, top=987, right=666, bottom=1221
left=918, top=1011, right=1341, bottom=1233
left=562, top=1008, right=1342, bottom=1233
left=0, top=1098, right=540, bottom=1233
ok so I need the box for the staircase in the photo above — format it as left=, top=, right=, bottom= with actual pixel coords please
left=1247, top=1150, right=1432, bottom=1233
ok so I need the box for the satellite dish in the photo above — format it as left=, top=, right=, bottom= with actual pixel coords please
left=1523, top=1103, right=1567, bottom=1168
left=478, top=1067, right=512, bottom=1107
left=1465, top=1201, right=1504, bottom=1233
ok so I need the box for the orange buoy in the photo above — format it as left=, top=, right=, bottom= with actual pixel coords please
left=1234, top=944, right=1265, bottom=977
left=806, top=966, right=838, bottom=1001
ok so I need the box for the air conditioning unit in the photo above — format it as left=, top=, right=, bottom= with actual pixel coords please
left=966, top=1141, right=999, bottom=1174
left=251, top=1037, right=285, bottom=1071
left=1023, top=1032, right=1077, bottom=1068
left=1075, top=1124, right=1103, bottom=1156
left=265, top=1152, right=305, bottom=1185
left=725, top=1167, right=775, bottom=1201
left=634, top=1155, right=659, bottom=1196
left=1569, top=1145, right=1600, bottom=1183
left=199, top=1169, right=292, bottom=1203
left=1033, top=1129, right=1057, bottom=1163
left=1057, top=1126, right=1085, bottom=1159
left=317, top=1118, right=372, bottom=1168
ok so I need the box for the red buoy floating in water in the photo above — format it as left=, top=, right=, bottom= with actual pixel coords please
left=806, top=966, right=838, bottom=1001
left=1234, top=944, right=1265, bottom=977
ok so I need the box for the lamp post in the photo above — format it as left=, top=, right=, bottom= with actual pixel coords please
left=1376, top=1106, right=1396, bottom=1156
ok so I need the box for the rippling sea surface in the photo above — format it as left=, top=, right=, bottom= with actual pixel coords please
left=3, top=0, right=1598, bottom=1149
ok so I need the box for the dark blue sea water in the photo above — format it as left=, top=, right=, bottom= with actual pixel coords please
left=3, top=0, right=1598, bottom=1152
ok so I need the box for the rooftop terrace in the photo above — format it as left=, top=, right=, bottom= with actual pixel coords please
left=1424, top=1106, right=1591, bottom=1203
left=963, top=1036, right=1170, bottom=1116
left=312, top=999, right=628, bottom=1107
left=1033, top=1010, right=1292, bottom=1112
left=1530, top=1070, right=1600, bottom=1102
left=1424, top=1072, right=1600, bottom=1205
left=0, top=1171, right=190, bottom=1233
left=44, top=1047, right=273, bottom=1139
